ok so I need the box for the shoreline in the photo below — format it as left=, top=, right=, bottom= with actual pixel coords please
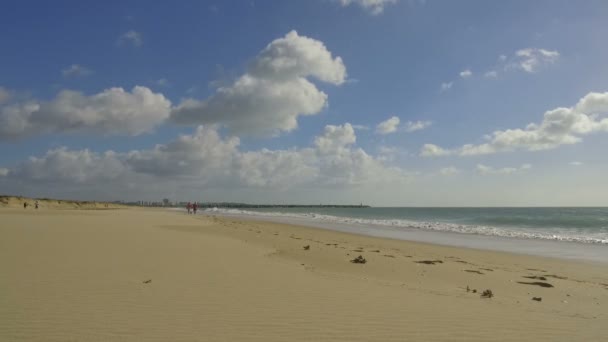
left=203, top=210, right=608, bottom=264
left=2, top=207, right=607, bottom=341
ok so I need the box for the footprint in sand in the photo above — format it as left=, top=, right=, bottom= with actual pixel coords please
left=464, top=270, right=484, bottom=275
left=517, top=281, right=554, bottom=288
left=523, top=275, right=547, bottom=281
left=415, top=260, right=443, bottom=265
left=454, top=260, right=474, bottom=265
left=544, top=274, right=568, bottom=280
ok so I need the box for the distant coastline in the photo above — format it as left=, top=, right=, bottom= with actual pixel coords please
left=197, top=203, right=371, bottom=209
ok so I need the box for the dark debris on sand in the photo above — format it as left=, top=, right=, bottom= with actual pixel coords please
left=481, top=289, right=494, bottom=298
left=351, top=255, right=367, bottom=264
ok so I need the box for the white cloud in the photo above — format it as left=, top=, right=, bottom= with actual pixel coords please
left=126, top=126, right=240, bottom=182
left=0, top=87, right=10, bottom=104
left=351, top=124, right=370, bottom=130
left=376, top=116, right=400, bottom=134
left=420, top=91, right=608, bottom=157
left=439, top=166, right=460, bottom=176
left=1, top=123, right=412, bottom=195
left=0, top=86, right=171, bottom=140
left=420, top=143, right=451, bottom=157
left=14, top=148, right=126, bottom=183
left=376, top=117, right=431, bottom=135
left=0, top=167, right=8, bottom=177
left=484, top=70, right=498, bottom=78
left=171, top=30, right=346, bottom=137
left=510, top=48, right=559, bottom=73
left=314, top=123, right=357, bottom=153
left=404, top=120, right=432, bottom=132
left=569, top=161, right=583, bottom=166
left=62, top=64, right=93, bottom=78
left=459, top=69, right=472, bottom=78
left=440, top=82, right=453, bottom=92
left=476, top=163, right=531, bottom=175
left=118, top=30, right=142, bottom=47
left=337, top=0, right=398, bottom=15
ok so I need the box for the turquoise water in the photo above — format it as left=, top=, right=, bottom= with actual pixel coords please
left=211, top=207, right=608, bottom=244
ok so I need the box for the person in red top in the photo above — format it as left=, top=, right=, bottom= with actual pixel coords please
left=186, top=202, right=192, bottom=214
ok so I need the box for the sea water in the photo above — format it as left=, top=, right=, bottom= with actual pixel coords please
left=204, top=207, right=608, bottom=263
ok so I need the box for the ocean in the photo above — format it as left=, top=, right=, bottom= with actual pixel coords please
left=204, top=207, right=608, bottom=262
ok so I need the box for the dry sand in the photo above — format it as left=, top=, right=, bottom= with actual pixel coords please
left=0, top=195, right=125, bottom=210
left=1, top=207, right=606, bottom=341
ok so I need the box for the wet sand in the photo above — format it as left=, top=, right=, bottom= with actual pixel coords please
left=1, top=207, right=606, bottom=341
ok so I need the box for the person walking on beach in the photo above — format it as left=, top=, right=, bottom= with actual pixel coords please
left=186, top=202, right=192, bottom=214
left=23, top=202, right=27, bottom=209
left=193, top=202, right=198, bottom=215
left=35, top=200, right=39, bottom=209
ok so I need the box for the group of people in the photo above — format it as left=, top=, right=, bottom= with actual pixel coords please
left=23, top=200, right=39, bottom=209
left=186, top=202, right=198, bottom=214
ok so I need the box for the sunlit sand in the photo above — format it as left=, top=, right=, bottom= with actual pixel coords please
left=1, top=203, right=606, bottom=341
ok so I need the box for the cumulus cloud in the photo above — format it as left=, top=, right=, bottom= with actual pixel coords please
left=13, top=148, right=126, bottom=183
left=337, top=0, right=398, bottom=15
left=118, top=30, right=142, bottom=47
left=315, top=123, right=356, bottom=153
left=0, top=167, right=8, bottom=177
left=569, top=161, right=583, bottom=166
left=376, top=117, right=431, bottom=134
left=420, top=91, right=608, bottom=157
left=511, top=48, right=559, bottom=73
left=171, top=30, right=346, bottom=137
left=376, top=116, right=400, bottom=134
left=404, top=120, right=432, bottom=132
left=459, top=69, right=472, bottom=78
left=126, top=126, right=240, bottom=180
left=420, top=143, right=450, bottom=157
left=476, top=163, right=531, bottom=175
left=0, top=86, right=171, bottom=140
left=62, top=64, right=93, bottom=78
left=1, top=123, right=412, bottom=195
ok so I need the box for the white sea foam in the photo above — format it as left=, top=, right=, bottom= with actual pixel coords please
left=205, top=208, right=608, bottom=245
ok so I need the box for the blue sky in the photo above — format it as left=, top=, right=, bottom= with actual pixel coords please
left=1, top=0, right=608, bottom=205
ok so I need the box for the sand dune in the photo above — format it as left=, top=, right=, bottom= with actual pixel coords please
left=0, top=195, right=125, bottom=210
left=1, top=208, right=606, bottom=341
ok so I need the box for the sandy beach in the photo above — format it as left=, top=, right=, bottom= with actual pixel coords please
left=1, top=205, right=606, bottom=341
